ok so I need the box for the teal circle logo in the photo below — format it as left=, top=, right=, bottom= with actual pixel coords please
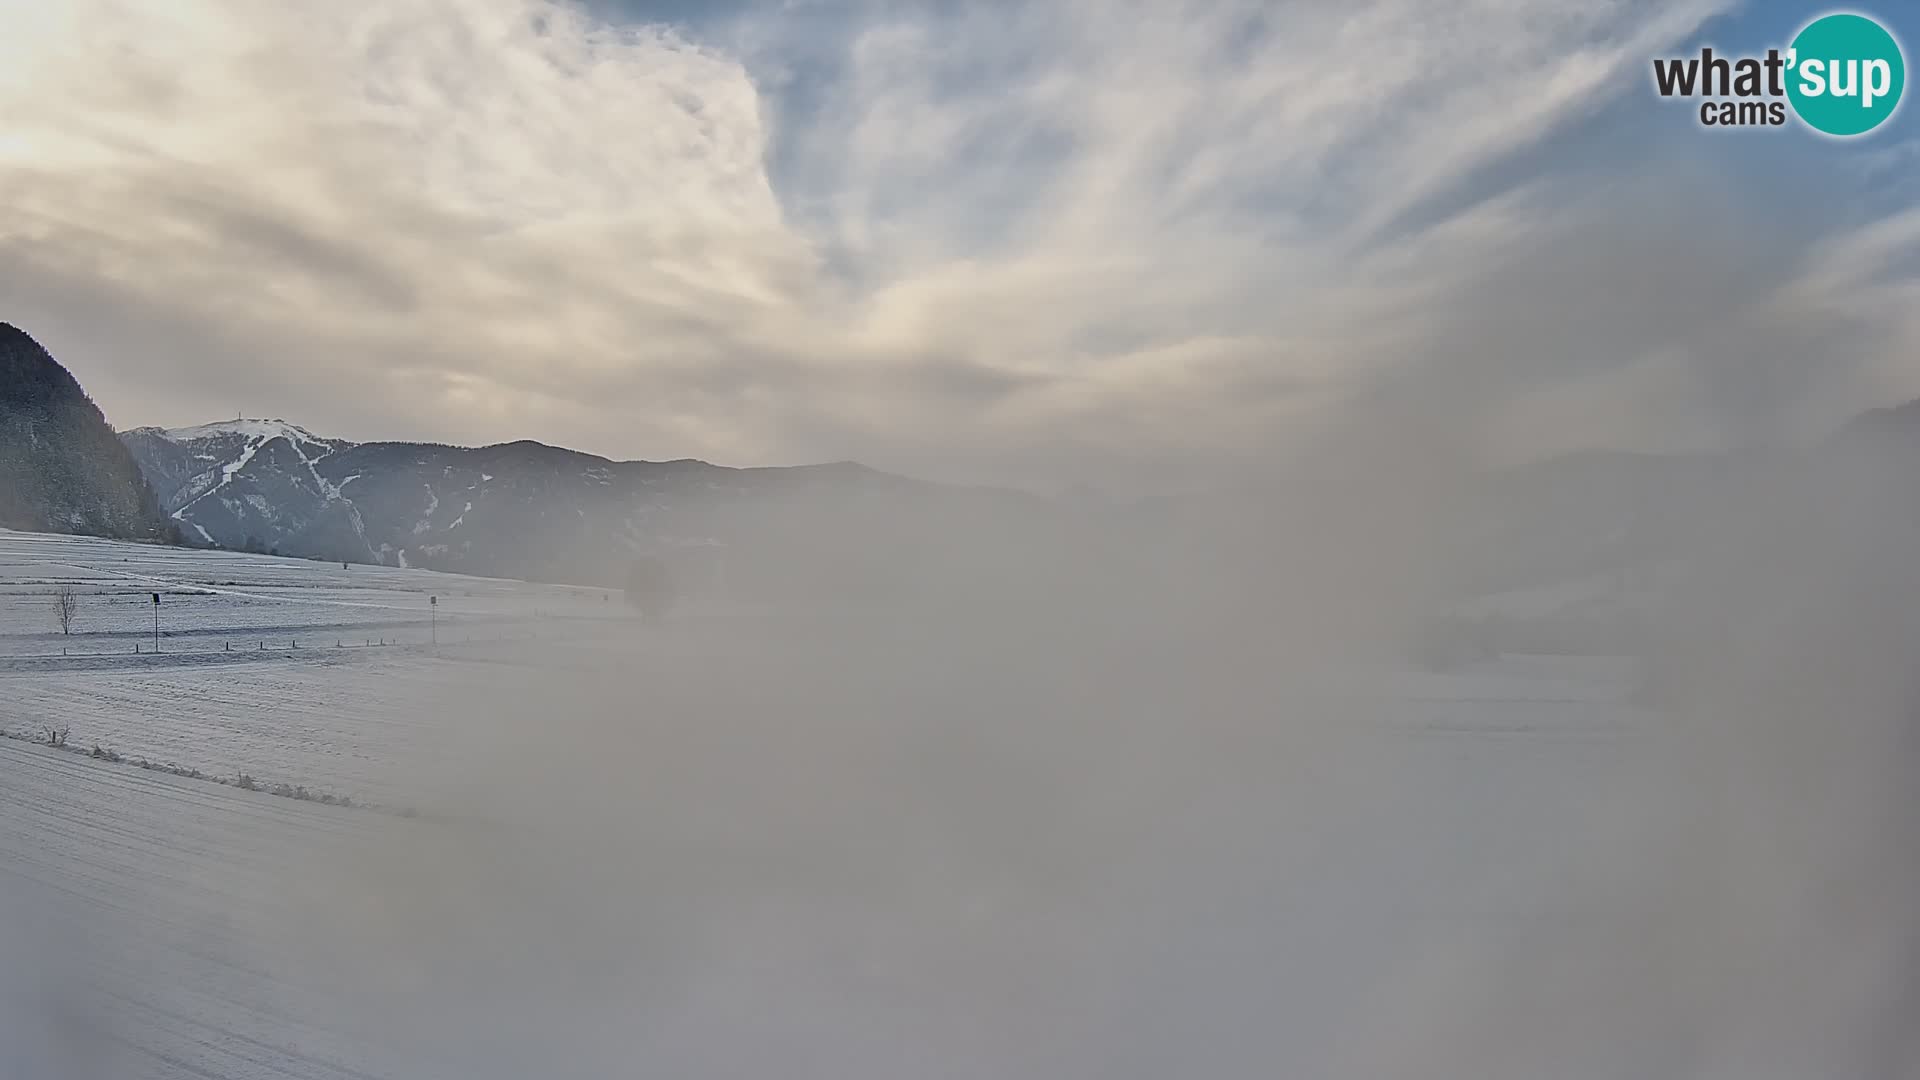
left=1787, top=13, right=1905, bottom=136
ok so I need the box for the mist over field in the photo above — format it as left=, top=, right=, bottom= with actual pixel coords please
left=5, top=0, right=1920, bottom=1077
left=1, top=421, right=1915, bottom=1078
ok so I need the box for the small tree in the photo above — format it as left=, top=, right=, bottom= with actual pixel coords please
left=54, top=589, right=78, bottom=636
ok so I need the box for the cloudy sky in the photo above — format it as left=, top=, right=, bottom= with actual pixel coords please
left=2, top=0, right=1916, bottom=488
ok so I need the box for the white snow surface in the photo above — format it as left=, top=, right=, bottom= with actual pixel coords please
left=172, top=432, right=270, bottom=517
left=160, top=418, right=340, bottom=446
left=0, top=526, right=1677, bottom=1078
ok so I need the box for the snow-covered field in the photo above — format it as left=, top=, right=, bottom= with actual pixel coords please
left=0, top=527, right=1664, bottom=1078
left=0, top=529, right=665, bottom=807
left=0, top=529, right=632, bottom=653
left=0, top=743, right=399, bottom=1078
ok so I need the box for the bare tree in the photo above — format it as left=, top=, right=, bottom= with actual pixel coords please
left=54, top=589, right=78, bottom=636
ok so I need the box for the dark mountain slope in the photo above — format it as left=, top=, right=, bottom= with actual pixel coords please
left=0, top=324, right=170, bottom=539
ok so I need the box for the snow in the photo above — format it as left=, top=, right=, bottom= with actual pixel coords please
left=169, top=470, right=218, bottom=509
left=161, top=418, right=332, bottom=445
left=171, top=425, right=275, bottom=517
left=159, top=422, right=355, bottom=530
left=287, top=430, right=346, bottom=500
left=410, top=486, right=439, bottom=535
left=0, top=529, right=650, bottom=799
left=0, top=531, right=1648, bottom=785
left=2, top=656, right=527, bottom=804
left=0, top=740, right=399, bottom=1077
left=0, top=525, right=1665, bottom=1078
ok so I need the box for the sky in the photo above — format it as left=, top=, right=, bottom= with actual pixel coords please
left=1, top=0, right=1917, bottom=490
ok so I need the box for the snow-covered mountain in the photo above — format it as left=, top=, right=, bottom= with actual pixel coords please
left=119, top=414, right=1739, bottom=615
left=118, top=420, right=1052, bottom=599
left=119, top=420, right=356, bottom=551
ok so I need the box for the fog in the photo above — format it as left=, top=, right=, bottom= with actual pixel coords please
left=5, top=0, right=1918, bottom=1070
left=3, top=425, right=1917, bottom=1079
left=365, top=429, right=1913, bottom=1078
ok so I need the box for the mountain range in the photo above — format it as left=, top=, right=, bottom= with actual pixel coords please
left=13, top=319, right=1920, bottom=637
left=115, top=417, right=1079, bottom=604
left=105, top=402, right=1920, bottom=623
left=0, top=320, right=1121, bottom=607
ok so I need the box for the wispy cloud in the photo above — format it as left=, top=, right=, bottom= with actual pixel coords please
left=4, top=0, right=1914, bottom=486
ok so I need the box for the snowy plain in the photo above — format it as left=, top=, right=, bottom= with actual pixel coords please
left=0, top=527, right=1666, bottom=1078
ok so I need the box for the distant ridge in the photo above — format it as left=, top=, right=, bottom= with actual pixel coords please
left=1835, top=396, right=1920, bottom=446
left=0, top=323, right=171, bottom=540
left=117, top=417, right=966, bottom=595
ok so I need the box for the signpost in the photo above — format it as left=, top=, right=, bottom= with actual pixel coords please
left=150, top=593, right=160, bottom=653
left=429, top=595, right=438, bottom=646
